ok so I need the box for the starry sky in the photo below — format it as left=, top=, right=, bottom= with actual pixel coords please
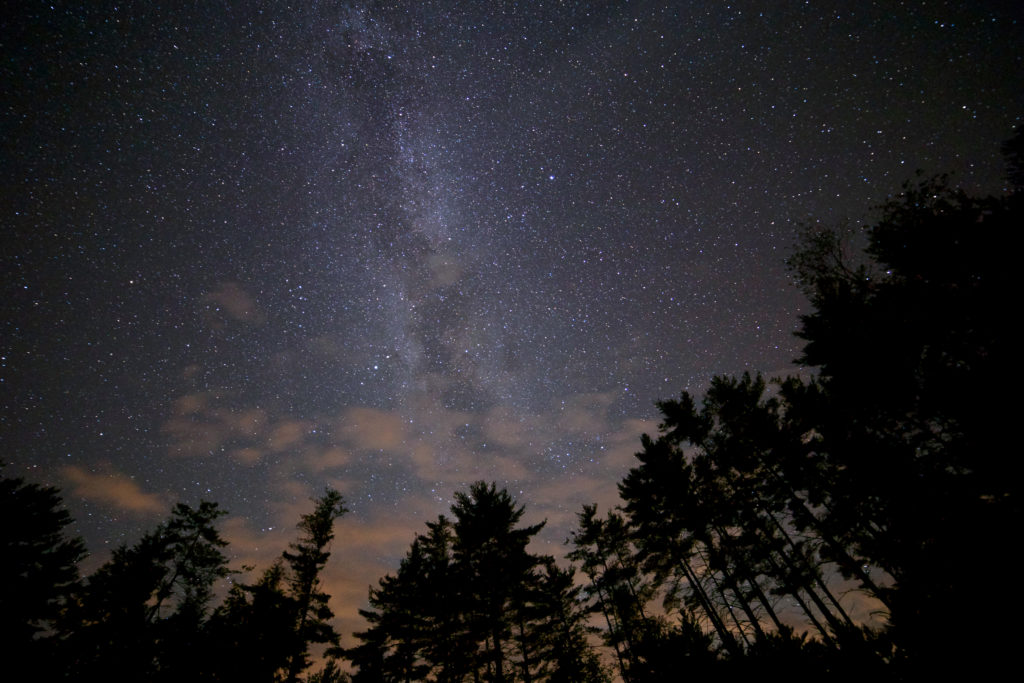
left=3, top=0, right=1021, bottom=640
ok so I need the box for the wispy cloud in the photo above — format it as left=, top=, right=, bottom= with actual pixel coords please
left=335, top=407, right=408, bottom=452
left=62, top=465, right=166, bottom=514
left=201, top=281, right=265, bottom=328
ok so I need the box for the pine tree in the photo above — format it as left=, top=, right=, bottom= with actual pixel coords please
left=66, top=501, right=231, bottom=680
left=206, top=488, right=348, bottom=683
left=787, top=173, right=1018, bottom=673
left=282, top=488, right=349, bottom=683
left=531, top=560, right=610, bottom=683
left=450, top=482, right=546, bottom=683
left=206, top=562, right=297, bottom=682
left=0, top=464, right=86, bottom=678
left=349, top=483, right=590, bottom=683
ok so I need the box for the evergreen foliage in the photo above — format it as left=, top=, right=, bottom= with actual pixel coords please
left=0, top=479, right=351, bottom=683
left=568, top=165, right=1018, bottom=678
left=0, top=463, right=86, bottom=679
left=348, top=482, right=608, bottom=683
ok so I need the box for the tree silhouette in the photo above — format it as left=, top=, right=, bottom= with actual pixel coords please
left=529, top=559, right=610, bottom=683
left=353, top=536, right=436, bottom=681
left=205, top=561, right=298, bottom=682
left=787, top=173, right=1018, bottom=674
left=64, top=500, right=231, bottom=680
left=1003, top=125, right=1024, bottom=192
left=0, top=470, right=355, bottom=681
left=282, top=488, right=349, bottom=683
left=450, top=482, right=547, bottom=683
left=0, top=464, right=86, bottom=679
left=349, top=482, right=605, bottom=683
left=578, top=145, right=1021, bottom=677
left=618, top=372, right=896, bottom=678
left=567, top=504, right=692, bottom=682
left=209, top=488, right=348, bottom=683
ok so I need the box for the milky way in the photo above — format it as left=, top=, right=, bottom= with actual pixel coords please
left=3, top=0, right=1021, bottom=637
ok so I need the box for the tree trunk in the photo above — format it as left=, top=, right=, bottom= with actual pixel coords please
left=696, top=546, right=752, bottom=650
left=676, top=555, right=741, bottom=657
left=762, top=548, right=835, bottom=646
left=712, top=525, right=785, bottom=637
left=769, top=466, right=889, bottom=605
left=765, top=510, right=856, bottom=629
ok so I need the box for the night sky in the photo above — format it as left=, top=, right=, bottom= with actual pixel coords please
left=3, top=0, right=1021, bottom=639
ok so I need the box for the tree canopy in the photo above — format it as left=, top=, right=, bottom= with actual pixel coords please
left=0, top=477, right=350, bottom=683
left=0, top=463, right=86, bottom=679
left=569, top=167, right=1018, bottom=679
left=349, top=482, right=607, bottom=683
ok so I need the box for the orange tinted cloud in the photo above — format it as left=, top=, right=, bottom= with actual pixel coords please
left=230, top=447, right=265, bottom=465
left=164, top=392, right=265, bottom=457
left=164, top=392, right=319, bottom=464
left=306, top=445, right=351, bottom=472
left=267, top=419, right=313, bottom=453
left=604, top=417, right=659, bottom=474
left=62, top=465, right=165, bottom=514
left=336, top=406, right=407, bottom=451
left=481, top=405, right=542, bottom=449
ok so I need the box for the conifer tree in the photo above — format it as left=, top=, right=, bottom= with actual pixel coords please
left=787, top=173, right=1018, bottom=673
left=282, top=488, right=349, bottom=683
left=66, top=501, right=231, bottom=680
left=349, top=483, right=605, bottom=683
left=0, top=464, right=86, bottom=678
left=206, top=488, right=348, bottom=683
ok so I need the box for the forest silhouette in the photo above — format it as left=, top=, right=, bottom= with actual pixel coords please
left=3, top=135, right=1018, bottom=681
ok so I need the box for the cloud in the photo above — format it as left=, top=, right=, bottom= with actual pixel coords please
left=150, top=377, right=661, bottom=655
left=230, top=447, right=266, bottom=465
left=164, top=392, right=326, bottom=464
left=481, top=405, right=543, bottom=450
left=201, top=281, right=265, bottom=328
left=163, top=396, right=269, bottom=458
left=335, top=406, right=408, bottom=451
left=62, top=465, right=165, bottom=514
left=603, top=417, right=658, bottom=474
left=306, top=445, right=351, bottom=473
left=172, top=392, right=211, bottom=416
left=267, top=419, right=313, bottom=453
left=554, top=392, right=617, bottom=435
left=183, top=391, right=659, bottom=656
